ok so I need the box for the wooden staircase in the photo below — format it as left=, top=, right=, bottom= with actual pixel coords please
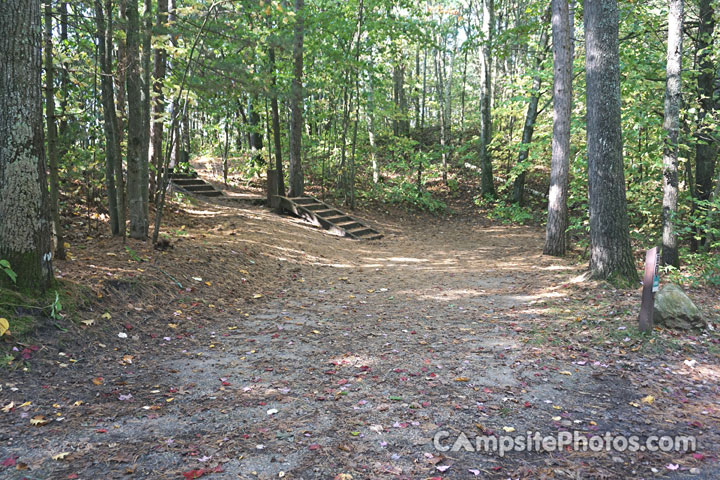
left=278, top=196, right=382, bottom=240
left=170, top=172, right=224, bottom=197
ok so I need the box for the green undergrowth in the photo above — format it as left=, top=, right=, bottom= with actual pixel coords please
left=0, top=280, right=94, bottom=365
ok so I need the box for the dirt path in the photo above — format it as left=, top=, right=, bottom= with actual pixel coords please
left=1, top=201, right=718, bottom=479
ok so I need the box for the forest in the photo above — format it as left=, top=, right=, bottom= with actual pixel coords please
left=1, top=0, right=719, bottom=478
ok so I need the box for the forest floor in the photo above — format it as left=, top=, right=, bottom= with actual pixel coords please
left=1, top=175, right=720, bottom=480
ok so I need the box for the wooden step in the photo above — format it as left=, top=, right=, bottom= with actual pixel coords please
left=303, top=203, right=328, bottom=211
left=195, top=190, right=223, bottom=197
left=325, top=215, right=353, bottom=224
left=314, top=209, right=342, bottom=218
left=172, top=178, right=206, bottom=186
left=276, top=195, right=381, bottom=240
left=183, top=184, right=217, bottom=192
left=346, top=227, right=377, bottom=238
left=336, top=220, right=362, bottom=230
left=170, top=172, right=197, bottom=179
left=291, top=197, right=319, bottom=205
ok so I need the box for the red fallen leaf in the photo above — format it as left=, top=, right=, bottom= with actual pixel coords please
left=309, top=444, right=321, bottom=450
left=96, top=428, right=108, bottom=433
left=359, top=365, right=371, bottom=371
left=2, top=456, right=17, bottom=467
left=692, top=453, right=705, bottom=461
left=271, top=334, right=279, bottom=338
left=492, top=466, right=502, bottom=471
left=258, top=401, right=266, bottom=406
left=169, top=387, right=178, bottom=393
left=337, top=379, right=348, bottom=385
left=264, top=368, right=273, bottom=372
left=421, top=401, right=431, bottom=407
left=67, top=474, right=79, bottom=479
left=123, top=323, right=133, bottom=330
left=691, top=421, right=703, bottom=428
left=221, top=381, right=231, bottom=386
left=483, top=387, right=493, bottom=393
left=183, top=469, right=206, bottom=479
left=325, top=370, right=337, bottom=375
left=428, top=373, right=437, bottom=378
left=524, top=402, right=532, bottom=408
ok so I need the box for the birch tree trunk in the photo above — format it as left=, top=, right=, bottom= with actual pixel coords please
left=44, top=1, right=67, bottom=260
left=0, top=0, right=54, bottom=290
left=544, top=0, right=572, bottom=256
left=661, top=0, right=683, bottom=267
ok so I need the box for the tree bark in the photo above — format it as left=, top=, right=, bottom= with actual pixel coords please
left=661, top=0, right=683, bottom=267
left=512, top=16, right=550, bottom=205
left=584, top=0, right=638, bottom=282
left=288, top=0, right=305, bottom=197
left=0, top=0, right=54, bottom=290
left=544, top=0, right=572, bottom=256
left=150, top=0, right=167, bottom=202
left=268, top=45, right=285, bottom=195
left=479, top=0, right=495, bottom=197
left=96, top=0, right=125, bottom=236
left=692, top=0, right=717, bottom=250
left=141, top=0, right=151, bottom=217
left=44, top=1, right=67, bottom=260
left=126, top=0, right=149, bottom=239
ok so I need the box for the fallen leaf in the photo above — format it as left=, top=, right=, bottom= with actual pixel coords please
left=101, top=312, right=112, bottom=320
left=2, top=402, right=14, bottom=413
left=92, top=377, right=103, bottom=385
left=641, top=395, right=655, bottom=405
left=30, top=415, right=49, bottom=426
left=81, top=319, right=95, bottom=326
left=559, top=370, right=572, bottom=376
left=502, top=426, right=516, bottom=433
left=52, top=452, right=70, bottom=460
left=0, top=318, right=9, bottom=336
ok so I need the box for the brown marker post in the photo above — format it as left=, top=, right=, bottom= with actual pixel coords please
left=638, top=246, right=658, bottom=333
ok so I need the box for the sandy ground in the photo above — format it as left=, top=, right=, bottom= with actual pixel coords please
left=1, top=195, right=718, bottom=479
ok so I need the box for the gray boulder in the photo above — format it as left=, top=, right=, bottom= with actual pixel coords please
left=653, top=284, right=706, bottom=331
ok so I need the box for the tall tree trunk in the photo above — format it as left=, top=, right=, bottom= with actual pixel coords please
left=95, top=0, right=124, bottom=236
left=141, top=0, right=151, bottom=217
left=421, top=48, right=427, bottom=130
left=347, top=0, right=364, bottom=209
left=661, top=0, right=683, bottom=267
left=150, top=0, right=167, bottom=202
left=368, top=80, right=379, bottom=184
left=513, top=13, right=550, bottom=205
left=692, top=0, right=717, bottom=251
left=479, top=0, right=495, bottom=197
left=268, top=45, right=285, bottom=195
left=58, top=1, right=69, bottom=158
left=248, top=95, right=264, bottom=165
left=44, top=1, right=67, bottom=260
left=584, top=0, right=638, bottom=282
left=126, top=0, right=149, bottom=239
left=0, top=0, right=54, bottom=290
left=288, top=0, right=305, bottom=197
left=544, top=0, right=572, bottom=255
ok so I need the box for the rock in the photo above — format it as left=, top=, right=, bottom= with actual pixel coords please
left=653, top=284, right=705, bottom=330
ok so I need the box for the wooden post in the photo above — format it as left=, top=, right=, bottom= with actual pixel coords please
left=638, top=246, right=659, bottom=333
left=267, top=169, right=280, bottom=210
